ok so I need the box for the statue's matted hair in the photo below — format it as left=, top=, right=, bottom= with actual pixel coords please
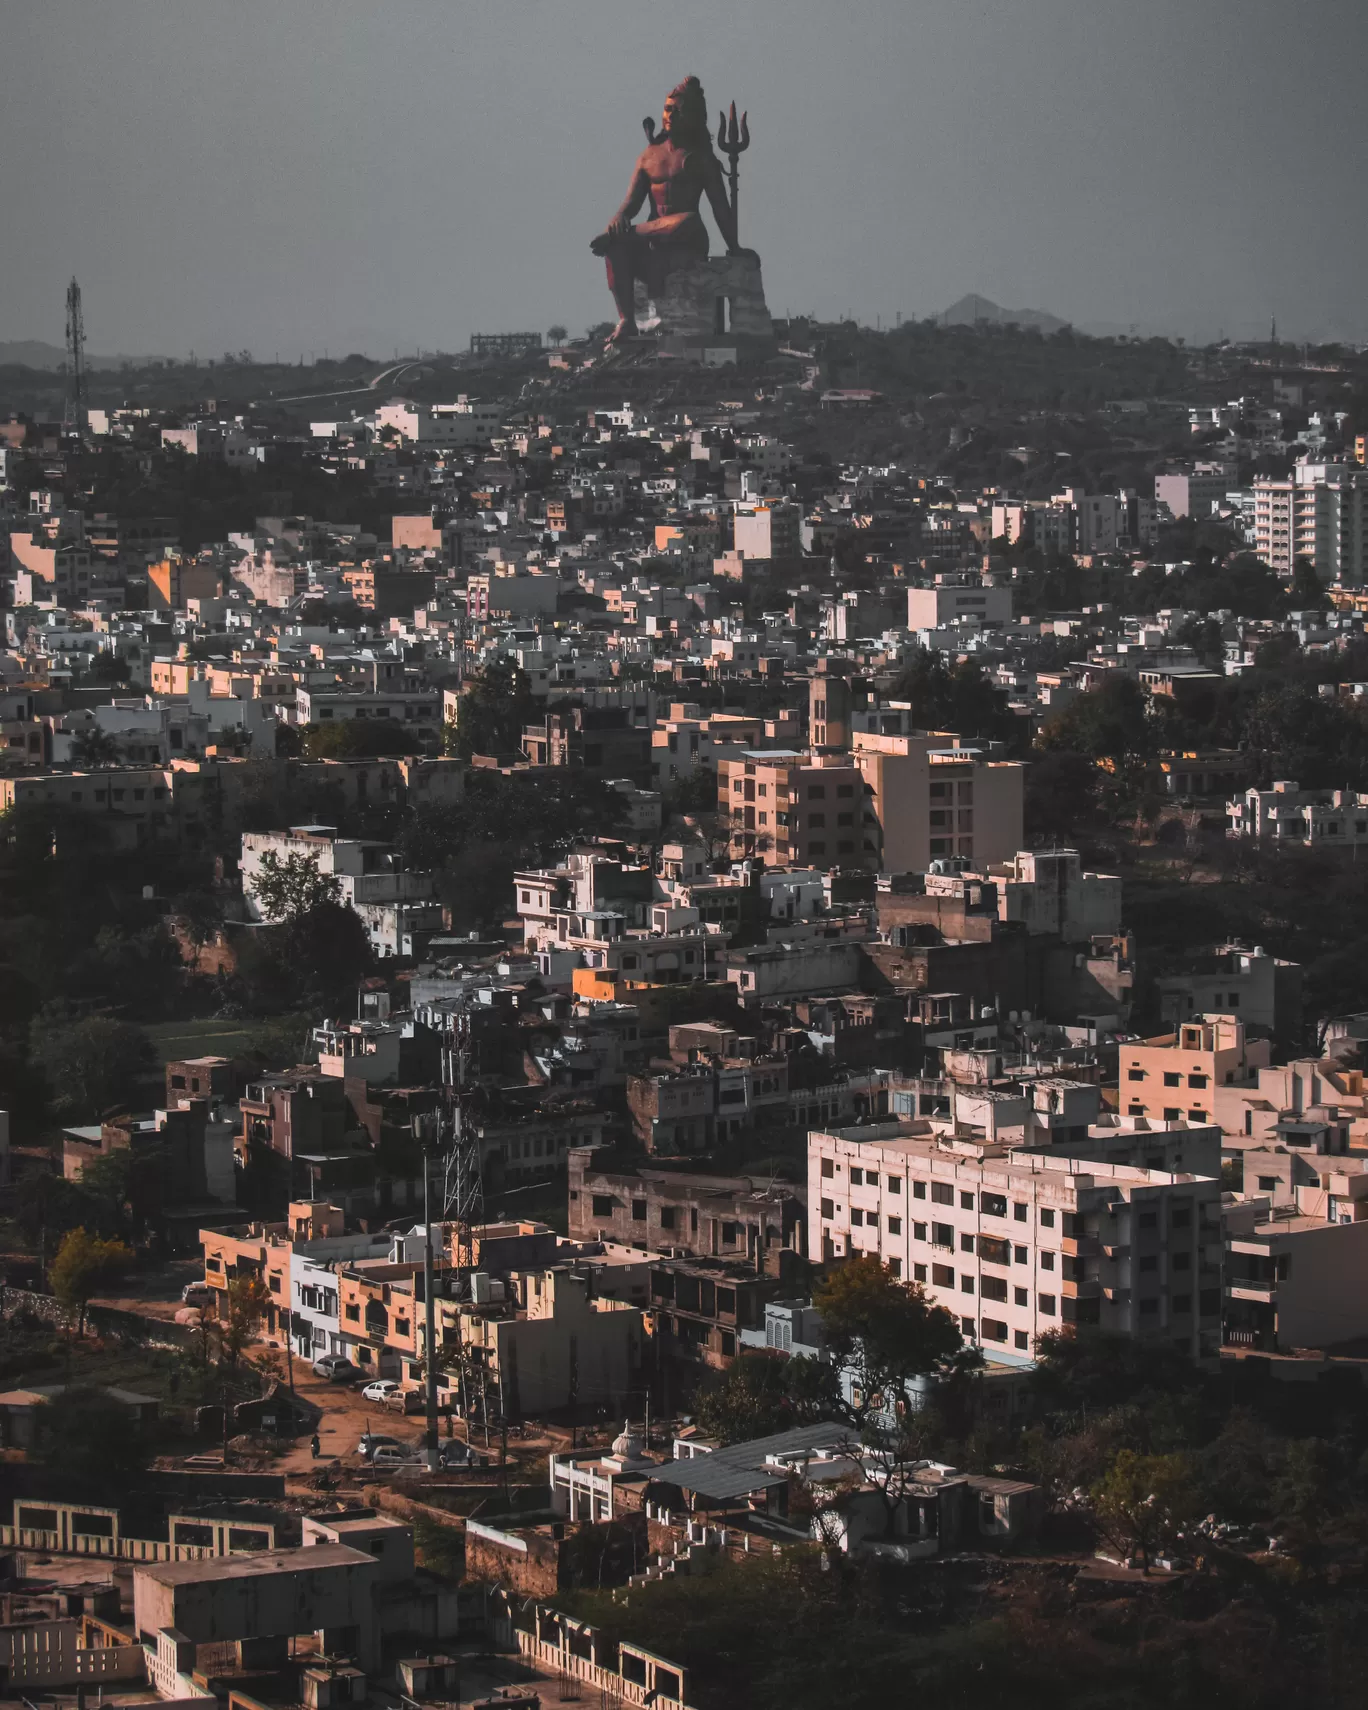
left=665, top=75, right=711, bottom=148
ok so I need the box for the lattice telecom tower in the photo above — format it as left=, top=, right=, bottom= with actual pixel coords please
left=64, top=277, right=88, bottom=424
left=437, top=1006, right=485, bottom=1274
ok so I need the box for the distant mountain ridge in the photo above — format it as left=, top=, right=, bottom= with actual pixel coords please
left=0, top=339, right=146, bottom=371
left=936, top=294, right=1070, bottom=335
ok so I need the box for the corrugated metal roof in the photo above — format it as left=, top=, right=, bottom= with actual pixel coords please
left=649, top=1422, right=856, bottom=1502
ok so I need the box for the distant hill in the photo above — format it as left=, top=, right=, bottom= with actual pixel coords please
left=0, top=339, right=145, bottom=371
left=936, top=294, right=1070, bottom=335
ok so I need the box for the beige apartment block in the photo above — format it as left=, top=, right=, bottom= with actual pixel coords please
left=1119, top=1016, right=1270, bottom=1127
left=717, top=751, right=874, bottom=867
left=853, top=733, right=1025, bottom=872
left=1224, top=1200, right=1368, bottom=1351
left=808, top=1123, right=1222, bottom=1362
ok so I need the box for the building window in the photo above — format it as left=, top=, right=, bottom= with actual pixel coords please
left=850, top=1167, right=863, bottom=1186
left=632, top=1199, right=647, bottom=1221
left=1014, top=1329, right=1029, bottom=1350
left=960, top=1275, right=974, bottom=1293
left=960, top=1191, right=975, bottom=1210
left=1014, top=1245, right=1028, bottom=1263
left=980, top=1193, right=1007, bottom=1218
left=982, top=1318, right=1008, bottom=1342
left=1039, top=1208, right=1055, bottom=1228
left=913, top=1221, right=927, bottom=1241
left=1164, top=1072, right=1182, bottom=1087
left=912, top=1180, right=925, bottom=1198
left=821, top=1198, right=834, bottom=1220
left=1040, top=1251, right=1055, bottom=1271
left=821, top=1157, right=834, bottom=1178
left=887, top=1258, right=902, bottom=1278
left=1014, top=1287, right=1028, bottom=1306
left=888, top=1216, right=902, bottom=1235
left=1127, top=1068, right=1145, bottom=1081
left=592, top=1195, right=614, bottom=1217
left=1013, top=1202, right=1027, bottom=1221
left=1038, top=1294, right=1056, bottom=1316
left=932, top=1263, right=954, bottom=1287
left=914, top=1263, right=927, bottom=1282
left=981, top=1276, right=1008, bottom=1303
left=887, top=1175, right=901, bottom=1193
left=851, top=1208, right=864, bottom=1226
left=931, top=1182, right=954, bottom=1206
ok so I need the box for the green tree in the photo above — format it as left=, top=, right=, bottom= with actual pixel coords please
left=693, top=1352, right=837, bottom=1444
left=1031, top=1326, right=1198, bottom=1414
left=813, top=1254, right=963, bottom=1429
left=1287, top=556, right=1329, bottom=611
left=1091, top=1448, right=1200, bottom=1570
left=221, top=1273, right=271, bottom=1372
left=446, top=661, right=533, bottom=760
left=33, top=1385, right=151, bottom=1493
left=301, top=717, right=413, bottom=759
left=547, top=324, right=568, bottom=346
left=248, top=850, right=342, bottom=923
left=48, top=1226, right=135, bottom=1334
left=1037, top=674, right=1156, bottom=764
left=170, top=887, right=224, bottom=951
left=29, top=1012, right=156, bottom=1120
left=70, top=726, right=122, bottom=769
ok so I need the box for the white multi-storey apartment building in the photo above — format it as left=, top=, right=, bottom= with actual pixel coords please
left=808, top=1122, right=1222, bottom=1364
left=1254, top=462, right=1368, bottom=582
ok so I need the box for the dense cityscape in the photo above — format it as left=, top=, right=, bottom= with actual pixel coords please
left=6, top=32, right=1368, bottom=1710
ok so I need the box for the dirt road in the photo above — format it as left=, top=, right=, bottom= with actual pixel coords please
left=276, top=1352, right=429, bottom=1476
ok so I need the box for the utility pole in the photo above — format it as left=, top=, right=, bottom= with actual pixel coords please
left=422, top=1136, right=439, bottom=1473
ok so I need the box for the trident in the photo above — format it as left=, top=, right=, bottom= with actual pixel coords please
left=716, top=101, right=750, bottom=236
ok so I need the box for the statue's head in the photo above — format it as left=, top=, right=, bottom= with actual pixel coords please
left=662, top=76, right=709, bottom=148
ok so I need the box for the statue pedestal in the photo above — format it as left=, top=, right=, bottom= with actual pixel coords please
left=634, top=252, right=773, bottom=344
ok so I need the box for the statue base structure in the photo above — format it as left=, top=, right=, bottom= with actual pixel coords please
left=633, top=251, right=773, bottom=349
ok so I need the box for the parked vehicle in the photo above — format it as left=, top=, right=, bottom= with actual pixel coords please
left=362, top=1379, right=399, bottom=1404
left=181, top=1283, right=215, bottom=1307
left=369, top=1444, right=421, bottom=1470
left=356, top=1433, right=402, bottom=1461
left=384, top=1387, right=424, bottom=1415
left=312, top=1355, right=361, bottom=1382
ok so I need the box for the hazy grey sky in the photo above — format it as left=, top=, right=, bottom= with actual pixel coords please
left=5, top=0, right=1368, bottom=356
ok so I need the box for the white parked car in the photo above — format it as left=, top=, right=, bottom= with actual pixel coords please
left=362, top=1380, right=399, bottom=1405
left=369, top=1444, right=420, bottom=1470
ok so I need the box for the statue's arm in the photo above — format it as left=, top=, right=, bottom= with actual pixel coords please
left=606, top=161, right=651, bottom=237
left=704, top=157, right=739, bottom=253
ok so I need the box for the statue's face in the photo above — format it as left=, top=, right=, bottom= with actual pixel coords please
left=662, top=94, right=682, bottom=137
